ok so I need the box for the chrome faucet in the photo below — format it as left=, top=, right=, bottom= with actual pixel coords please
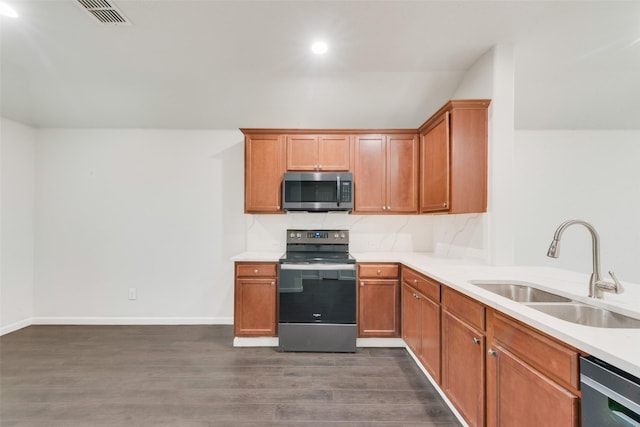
left=546, top=219, right=621, bottom=299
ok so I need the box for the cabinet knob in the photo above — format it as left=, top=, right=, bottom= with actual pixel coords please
left=377, top=269, right=382, bottom=275
left=488, top=349, right=497, bottom=357
left=271, top=281, right=275, bottom=286
left=442, top=202, right=447, bottom=208
left=472, top=337, right=480, bottom=345
left=254, top=269, right=259, bottom=274
left=413, top=279, right=418, bottom=284
left=360, top=281, right=364, bottom=287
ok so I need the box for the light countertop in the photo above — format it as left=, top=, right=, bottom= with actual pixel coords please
left=232, top=251, right=640, bottom=378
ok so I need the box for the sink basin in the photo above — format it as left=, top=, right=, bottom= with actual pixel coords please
left=529, top=303, right=640, bottom=329
left=472, top=282, right=572, bottom=303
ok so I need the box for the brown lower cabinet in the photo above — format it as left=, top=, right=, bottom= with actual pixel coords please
left=441, top=288, right=487, bottom=427
left=402, top=273, right=581, bottom=427
left=401, top=267, right=441, bottom=383
left=486, top=311, right=581, bottom=427
left=234, top=262, right=277, bottom=337
left=357, top=263, right=400, bottom=337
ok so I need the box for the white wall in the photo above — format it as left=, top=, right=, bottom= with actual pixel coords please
left=1, top=118, right=36, bottom=333
left=33, top=129, right=245, bottom=323
left=514, top=130, right=640, bottom=285
left=434, top=44, right=515, bottom=264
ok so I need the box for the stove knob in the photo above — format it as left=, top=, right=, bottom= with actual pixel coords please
left=340, top=233, right=346, bottom=239
left=334, top=233, right=339, bottom=239
left=289, top=232, right=295, bottom=238
left=296, top=232, right=302, bottom=239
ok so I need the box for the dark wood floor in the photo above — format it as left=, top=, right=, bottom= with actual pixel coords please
left=1, top=325, right=460, bottom=427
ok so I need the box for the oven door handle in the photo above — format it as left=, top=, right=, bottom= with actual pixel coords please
left=280, top=263, right=356, bottom=271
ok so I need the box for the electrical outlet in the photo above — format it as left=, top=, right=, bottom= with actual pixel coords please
left=128, top=287, right=137, bottom=300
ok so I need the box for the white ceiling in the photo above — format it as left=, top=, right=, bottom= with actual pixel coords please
left=2, top=0, right=640, bottom=130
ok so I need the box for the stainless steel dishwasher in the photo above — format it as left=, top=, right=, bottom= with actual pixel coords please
left=581, top=356, right=640, bottom=426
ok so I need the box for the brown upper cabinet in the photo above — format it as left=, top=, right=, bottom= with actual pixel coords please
left=353, top=133, right=419, bottom=214
left=418, top=100, right=490, bottom=214
left=241, top=99, right=489, bottom=215
left=242, top=132, right=286, bottom=213
left=286, top=134, right=350, bottom=171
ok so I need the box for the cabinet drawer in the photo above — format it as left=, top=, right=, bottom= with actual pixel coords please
left=236, top=263, right=277, bottom=278
left=359, top=263, right=399, bottom=278
left=402, top=267, right=440, bottom=302
left=442, top=287, right=485, bottom=331
left=492, top=312, right=579, bottom=390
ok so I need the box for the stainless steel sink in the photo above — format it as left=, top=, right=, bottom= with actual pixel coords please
left=472, top=282, right=572, bottom=303
left=528, top=303, right=640, bottom=329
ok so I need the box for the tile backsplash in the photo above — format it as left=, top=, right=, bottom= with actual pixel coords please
left=246, top=212, right=488, bottom=261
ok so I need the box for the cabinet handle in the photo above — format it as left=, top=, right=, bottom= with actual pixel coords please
left=472, top=337, right=480, bottom=345
left=488, top=349, right=497, bottom=357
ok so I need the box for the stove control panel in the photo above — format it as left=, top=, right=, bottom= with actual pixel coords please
left=286, top=229, right=349, bottom=244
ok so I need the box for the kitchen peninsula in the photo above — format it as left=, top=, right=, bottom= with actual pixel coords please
left=233, top=250, right=640, bottom=427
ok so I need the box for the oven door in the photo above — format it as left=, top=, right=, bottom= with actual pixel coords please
left=278, top=263, right=356, bottom=324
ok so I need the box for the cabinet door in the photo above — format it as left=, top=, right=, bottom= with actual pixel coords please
left=419, top=295, right=441, bottom=384
left=358, top=279, right=400, bottom=337
left=486, top=343, right=579, bottom=427
left=402, top=284, right=421, bottom=354
left=386, top=134, right=419, bottom=213
left=354, top=134, right=387, bottom=212
left=234, top=278, right=277, bottom=337
left=286, top=135, right=318, bottom=171
left=245, top=134, right=286, bottom=213
left=318, top=135, right=350, bottom=171
left=420, top=111, right=450, bottom=213
left=442, top=310, right=485, bottom=427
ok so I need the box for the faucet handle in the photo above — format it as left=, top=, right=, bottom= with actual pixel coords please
left=608, top=270, right=622, bottom=292
left=596, top=271, right=622, bottom=294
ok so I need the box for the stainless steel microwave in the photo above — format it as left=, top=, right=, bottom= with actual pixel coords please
left=282, top=172, right=353, bottom=212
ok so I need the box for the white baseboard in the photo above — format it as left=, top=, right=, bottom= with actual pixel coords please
left=32, top=317, right=234, bottom=325
left=0, top=318, right=33, bottom=336
left=233, top=336, right=279, bottom=347
left=1, top=317, right=234, bottom=336
left=405, top=346, right=469, bottom=427
left=231, top=337, right=406, bottom=348
left=356, top=337, right=405, bottom=347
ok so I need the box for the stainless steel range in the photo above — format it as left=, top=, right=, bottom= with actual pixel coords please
left=278, top=229, right=356, bottom=352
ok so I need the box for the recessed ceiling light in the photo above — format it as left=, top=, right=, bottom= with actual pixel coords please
left=311, top=41, right=328, bottom=55
left=0, top=2, right=18, bottom=18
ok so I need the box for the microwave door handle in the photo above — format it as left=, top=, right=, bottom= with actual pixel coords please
left=336, top=176, right=340, bottom=207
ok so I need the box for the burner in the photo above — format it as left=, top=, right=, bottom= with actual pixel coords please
left=279, top=229, right=353, bottom=265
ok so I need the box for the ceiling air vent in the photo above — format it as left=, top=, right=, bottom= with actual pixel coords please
left=76, top=0, right=132, bottom=25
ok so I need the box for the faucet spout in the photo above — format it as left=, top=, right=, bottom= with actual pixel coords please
left=546, top=219, right=621, bottom=299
